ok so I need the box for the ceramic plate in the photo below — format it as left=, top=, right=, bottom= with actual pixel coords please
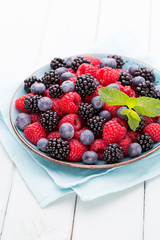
left=10, top=54, right=160, bottom=169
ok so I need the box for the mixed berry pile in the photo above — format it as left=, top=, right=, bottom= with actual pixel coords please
left=15, top=55, right=160, bottom=165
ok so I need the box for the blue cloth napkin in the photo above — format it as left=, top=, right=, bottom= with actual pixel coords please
left=1, top=32, right=160, bottom=208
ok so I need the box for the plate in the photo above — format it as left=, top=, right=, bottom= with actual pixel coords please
left=10, top=54, right=160, bottom=169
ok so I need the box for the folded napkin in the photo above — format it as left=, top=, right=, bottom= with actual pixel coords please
left=1, top=31, right=160, bottom=207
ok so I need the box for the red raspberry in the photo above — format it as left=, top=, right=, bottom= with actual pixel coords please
left=44, top=89, right=52, bottom=98
left=84, top=85, right=103, bottom=103
left=51, top=98, right=65, bottom=118
left=58, top=114, right=82, bottom=131
left=119, top=135, right=131, bottom=157
left=90, top=139, right=106, bottom=159
left=144, top=116, right=155, bottom=126
left=68, top=68, right=76, bottom=75
left=47, top=131, right=61, bottom=140
left=59, top=92, right=82, bottom=114
left=30, top=113, right=40, bottom=123
left=76, top=63, right=98, bottom=78
left=103, top=103, right=121, bottom=117
left=68, top=77, right=77, bottom=84
left=112, top=117, right=128, bottom=129
left=24, top=122, right=46, bottom=145
left=67, top=139, right=88, bottom=162
left=15, top=93, right=34, bottom=113
left=74, top=127, right=88, bottom=141
left=144, top=123, right=160, bottom=142
left=96, top=67, right=119, bottom=86
left=83, top=55, right=101, bottom=66
left=118, top=84, right=137, bottom=98
left=127, top=131, right=140, bottom=142
left=103, top=120, right=126, bottom=145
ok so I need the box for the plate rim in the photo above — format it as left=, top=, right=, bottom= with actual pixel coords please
left=9, top=53, right=160, bottom=169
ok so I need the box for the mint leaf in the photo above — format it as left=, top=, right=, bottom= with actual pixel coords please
left=126, top=97, right=137, bottom=109
left=133, top=97, right=160, bottom=117
left=121, top=109, right=141, bottom=131
left=98, top=87, right=129, bottom=106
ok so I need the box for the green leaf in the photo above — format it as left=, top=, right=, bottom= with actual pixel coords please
left=133, top=97, right=160, bottom=117
left=126, top=97, right=137, bottom=109
left=121, top=109, right=141, bottom=131
left=98, top=87, right=129, bottom=106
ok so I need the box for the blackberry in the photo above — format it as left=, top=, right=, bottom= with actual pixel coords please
left=24, top=76, right=41, bottom=93
left=136, top=81, right=156, bottom=98
left=49, top=84, right=63, bottom=98
left=134, top=67, right=155, bottom=82
left=79, top=103, right=97, bottom=120
left=136, top=115, right=145, bottom=132
left=75, top=74, right=97, bottom=97
left=87, top=116, right=107, bottom=134
left=50, top=57, right=67, bottom=70
left=40, top=110, right=59, bottom=132
left=137, top=133, right=154, bottom=152
left=103, top=143, right=124, bottom=164
left=24, top=95, right=41, bottom=113
left=118, top=71, right=132, bottom=86
left=46, top=138, right=70, bottom=160
left=108, top=55, right=124, bottom=69
left=71, top=56, right=91, bottom=72
left=42, top=70, right=60, bottom=89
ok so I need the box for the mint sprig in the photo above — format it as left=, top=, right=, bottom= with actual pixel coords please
left=99, top=87, right=160, bottom=131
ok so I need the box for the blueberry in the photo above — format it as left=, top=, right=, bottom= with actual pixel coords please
left=55, top=67, right=68, bottom=76
left=16, top=113, right=31, bottom=131
left=95, top=79, right=100, bottom=86
left=158, top=118, right=160, bottom=124
left=37, top=138, right=49, bottom=152
left=99, top=110, right=111, bottom=121
left=107, top=83, right=120, bottom=90
left=133, top=76, right=145, bottom=87
left=117, top=106, right=128, bottom=119
left=80, top=130, right=94, bottom=145
left=128, top=143, right=142, bottom=157
left=61, top=80, right=75, bottom=93
left=155, top=85, right=160, bottom=92
left=100, top=58, right=117, bottom=69
left=31, top=82, right=46, bottom=95
left=128, top=65, right=139, bottom=76
left=59, top=123, right=74, bottom=140
left=65, top=56, right=76, bottom=68
left=60, top=72, right=75, bottom=82
left=38, top=97, right=53, bottom=111
left=91, top=96, right=104, bottom=110
left=82, top=151, right=98, bottom=165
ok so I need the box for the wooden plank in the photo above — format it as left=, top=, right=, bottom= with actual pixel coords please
left=38, top=0, right=100, bottom=65
left=1, top=169, right=76, bottom=240
left=72, top=184, right=144, bottom=240
left=0, top=142, right=14, bottom=236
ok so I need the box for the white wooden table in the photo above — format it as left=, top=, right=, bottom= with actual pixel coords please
left=0, top=0, right=160, bottom=239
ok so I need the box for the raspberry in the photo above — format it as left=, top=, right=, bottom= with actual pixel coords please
left=84, top=85, right=103, bottom=103
left=30, top=113, right=40, bottom=123
left=143, top=123, right=160, bottom=142
left=83, top=55, right=101, bottom=66
left=67, top=139, right=88, bottom=162
left=74, top=127, right=88, bottom=141
left=59, top=92, right=82, bottom=114
left=24, top=122, right=46, bottom=145
left=96, top=67, right=119, bottom=86
left=68, top=77, right=77, bottom=84
left=103, top=103, right=121, bottom=118
left=119, top=135, right=131, bottom=157
left=90, top=139, right=106, bottom=159
left=47, top=131, right=61, bottom=140
left=68, top=68, right=76, bottom=75
left=76, top=63, right=99, bottom=78
left=103, top=120, right=126, bottom=145
left=144, top=116, right=155, bottom=126
left=112, top=117, right=128, bottom=129
left=15, top=93, right=34, bottom=113
left=51, top=98, right=65, bottom=118
left=58, top=114, right=82, bottom=131
left=127, top=131, right=140, bottom=142
left=44, top=89, right=52, bottom=98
